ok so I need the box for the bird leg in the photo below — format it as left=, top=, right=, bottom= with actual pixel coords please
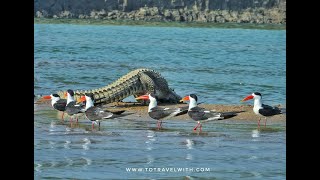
left=258, top=117, right=261, bottom=130
left=157, top=120, right=162, bottom=130
left=264, top=117, right=267, bottom=127
left=69, top=117, right=73, bottom=127
left=98, top=121, right=101, bottom=131
left=61, top=112, right=65, bottom=121
left=199, top=123, right=202, bottom=132
left=193, top=121, right=201, bottom=131
left=92, top=121, right=95, bottom=130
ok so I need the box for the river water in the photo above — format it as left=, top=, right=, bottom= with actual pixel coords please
left=34, top=24, right=286, bottom=179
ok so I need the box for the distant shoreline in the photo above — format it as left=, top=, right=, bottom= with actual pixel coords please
left=34, top=18, right=286, bottom=30
left=34, top=0, right=286, bottom=25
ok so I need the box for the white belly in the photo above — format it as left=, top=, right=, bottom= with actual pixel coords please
left=253, top=107, right=263, bottom=116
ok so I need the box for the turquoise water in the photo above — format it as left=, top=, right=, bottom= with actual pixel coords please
left=34, top=24, right=286, bottom=179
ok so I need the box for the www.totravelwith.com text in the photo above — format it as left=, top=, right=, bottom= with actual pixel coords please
left=126, top=167, right=211, bottom=173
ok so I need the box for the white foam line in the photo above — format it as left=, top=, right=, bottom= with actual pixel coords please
left=50, top=161, right=57, bottom=167
left=83, top=138, right=91, bottom=143
left=35, top=163, right=42, bottom=172
left=49, top=141, right=55, bottom=149
left=49, top=122, right=56, bottom=132
left=50, top=121, right=55, bottom=128
left=186, top=139, right=193, bottom=149
left=65, top=158, right=73, bottom=167
left=65, top=127, right=71, bottom=132
left=252, top=130, right=260, bottom=138
left=147, top=130, right=155, bottom=136
left=251, top=171, right=262, bottom=177
left=186, top=153, right=193, bottom=160
left=64, top=140, right=71, bottom=149
left=82, top=157, right=92, bottom=166
left=82, top=138, right=91, bottom=150
left=249, top=156, right=258, bottom=160
left=146, top=155, right=154, bottom=164
left=185, top=176, right=194, bottom=180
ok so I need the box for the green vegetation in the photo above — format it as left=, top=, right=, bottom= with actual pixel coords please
left=34, top=18, right=286, bottom=30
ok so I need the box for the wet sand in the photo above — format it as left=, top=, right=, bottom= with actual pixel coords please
left=105, top=102, right=286, bottom=122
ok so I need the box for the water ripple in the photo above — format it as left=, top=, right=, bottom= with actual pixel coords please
left=64, top=140, right=71, bottom=149
left=34, top=163, right=42, bottom=172
left=82, top=138, right=91, bottom=150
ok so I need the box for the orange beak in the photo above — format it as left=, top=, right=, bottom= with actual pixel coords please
left=79, top=96, right=86, bottom=102
left=179, top=96, right=190, bottom=102
left=135, top=94, right=149, bottom=100
left=64, top=92, right=68, bottom=98
left=42, top=95, right=51, bottom=99
left=241, top=95, right=254, bottom=102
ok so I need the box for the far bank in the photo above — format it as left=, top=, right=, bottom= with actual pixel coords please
left=34, top=0, right=286, bottom=25
left=34, top=18, right=286, bottom=30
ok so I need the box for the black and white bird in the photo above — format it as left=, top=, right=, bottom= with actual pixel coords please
left=43, top=94, right=67, bottom=120
left=135, top=93, right=183, bottom=130
left=241, top=92, right=283, bottom=129
left=65, top=89, right=84, bottom=123
left=181, top=94, right=238, bottom=132
left=80, top=93, right=125, bottom=129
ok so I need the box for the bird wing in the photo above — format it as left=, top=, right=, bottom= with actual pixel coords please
left=149, top=106, right=181, bottom=120
left=188, top=107, right=225, bottom=121
left=103, top=108, right=126, bottom=115
left=188, top=107, right=206, bottom=120
left=95, top=107, right=114, bottom=119
left=66, top=101, right=83, bottom=115
left=53, top=99, right=67, bottom=111
left=175, top=105, right=189, bottom=116
left=259, top=104, right=282, bottom=116
left=85, top=107, right=114, bottom=121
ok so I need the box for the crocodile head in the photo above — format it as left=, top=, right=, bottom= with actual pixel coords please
left=155, top=88, right=182, bottom=103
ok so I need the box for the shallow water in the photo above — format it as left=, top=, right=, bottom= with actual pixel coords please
left=34, top=106, right=285, bottom=179
left=34, top=24, right=286, bottom=179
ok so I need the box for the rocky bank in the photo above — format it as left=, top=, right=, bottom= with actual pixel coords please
left=34, top=0, right=286, bottom=24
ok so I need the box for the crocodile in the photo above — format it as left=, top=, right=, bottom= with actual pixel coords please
left=55, top=68, right=182, bottom=105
